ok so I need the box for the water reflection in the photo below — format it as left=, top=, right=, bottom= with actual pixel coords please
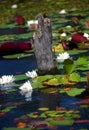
left=0, top=82, right=15, bottom=91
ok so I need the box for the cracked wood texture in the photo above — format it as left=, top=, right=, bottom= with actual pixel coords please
left=34, top=14, right=58, bottom=74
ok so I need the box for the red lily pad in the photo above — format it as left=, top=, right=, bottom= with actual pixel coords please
left=71, top=33, right=88, bottom=43
left=15, top=15, right=25, bottom=25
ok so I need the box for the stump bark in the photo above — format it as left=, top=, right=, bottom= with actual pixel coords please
left=34, top=14, right=58, bottom=75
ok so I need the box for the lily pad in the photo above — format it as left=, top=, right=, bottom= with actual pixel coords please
left=75, top=56, right=88, bottom=66
left=15, top=74, right=27, bottom=81
left=1, top=106, right=16, bottom=112
left=3, top=53, right=33, bottom=59
left=63, top=59, right=75, bottom=74
left=68, top=72, right=81, bottom=82
left=47, top=118, right=74, bottom=126
left=60, top=88, right=85, bottom=97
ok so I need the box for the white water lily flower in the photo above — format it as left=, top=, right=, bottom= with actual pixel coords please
left=11, top=4, right=17, bottom=9
left=60, top=32, right=67, bottom=37
left=66, top=25, right=71, bottom=28
left=83, top=33, right=89, bottom=40
left=57, top=52, right=70, bottom=62
left=0, top=75, right=15, bottom=85
left=59, top=9, right=67, bottom=14
left=25, top=70, right=37, bottom=79
left=19, top=81, right=33, bottom=94
left=19, top=81, right=33, bottom=101
left=27, top=20, right=38, bottom=28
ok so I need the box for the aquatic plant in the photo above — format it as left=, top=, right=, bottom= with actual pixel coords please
left=19, top=81, right=33, bottom=101
left=0, top=75, right=15, bottom=85
left=56, top=52, right=71, bottom=62
left=25, top=70, right=37, bottom=79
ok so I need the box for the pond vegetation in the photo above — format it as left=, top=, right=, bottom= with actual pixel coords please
left=0, top=0, right=89, bottom=130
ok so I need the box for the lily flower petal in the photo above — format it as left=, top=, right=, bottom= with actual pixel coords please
left=19, top=81, right=33, bottom=94
left=25, top=70, right=37, bottom=78
left=0, top=75, right=15, bottom=85
left=59, top=9, right=67, bottom=14
left=57, top=52, right=70, bottom=62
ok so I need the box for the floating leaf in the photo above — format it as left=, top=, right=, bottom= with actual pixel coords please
left=60, top=88, right=85, bottom=97
left=2, top=106, right=16, bottom=112
left=31, top=75, right=54, bottom=89
left=14, top=74, right=27, bottom=81
left=38, top=107, right=49, bottom=111
left=27, top=112, right=39, bottom=118
left=68, top=72, right=81, bottom=83
left=43, top=78, right=60, bottom=86
left=63, top=59, right=75, bottom=74
left=47, top=118, right=74, bottom=126
left=75, top=56, right=88, bottom=66
left=3, top=53, right=33, bottom=59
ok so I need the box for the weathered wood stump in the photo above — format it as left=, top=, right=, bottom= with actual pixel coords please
left=34, top=14, right=58, bottom=75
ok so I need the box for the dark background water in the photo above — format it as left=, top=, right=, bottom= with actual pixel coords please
left=0, top=56, right=37, bottom=75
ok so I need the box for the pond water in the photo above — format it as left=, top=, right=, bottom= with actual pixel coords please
left=0, top=53, right=89, bottom=130
left=0, top=27, right=29, bottom=35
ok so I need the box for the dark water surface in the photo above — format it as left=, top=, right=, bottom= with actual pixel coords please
left=0, top=56, right=37, bottom=75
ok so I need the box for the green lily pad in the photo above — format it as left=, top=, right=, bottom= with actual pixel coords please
left=32, top=74, right=79, bottom=89
left=47, top=118, right=74, bottom=126
left=75, top=56, right=88, bottom=66
left=2, top=106, right=16, bottom=112
left=63, top=59, right=75, bottom=74
left=68, top=72, right=81, bottom=82
left=31, top=75, right=54, bottom=89
left=3, top=53, right=33, bottom=59
left=43, top=77, right=61, bottom=86
left=15, top=74, right=27, bottom=81
left=60, top=88, right=85, bottom=97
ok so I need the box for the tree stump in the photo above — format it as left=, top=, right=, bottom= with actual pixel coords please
left=34, top=14, right=58, bottom=75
